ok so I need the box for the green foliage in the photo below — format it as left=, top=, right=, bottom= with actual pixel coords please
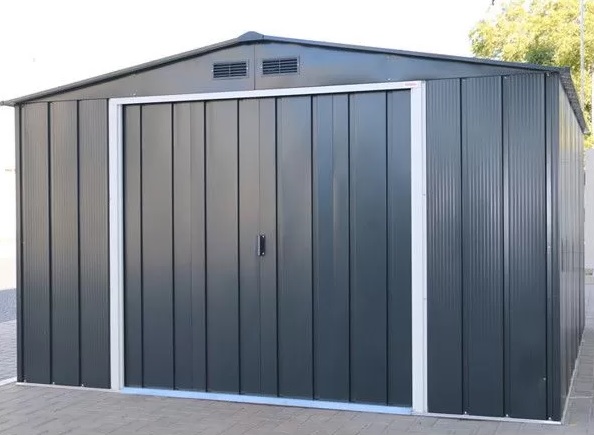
left=470, top=0, right=592, bottom=146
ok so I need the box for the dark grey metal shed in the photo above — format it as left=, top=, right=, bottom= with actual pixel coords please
left=1, top=31, right=585, bottom=422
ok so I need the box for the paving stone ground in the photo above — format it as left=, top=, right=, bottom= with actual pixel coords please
left=0, top=287, right=592, bottom=434
left=0, top=289, right=16, bottom=323
left=0, top=320, right=15, bottom=382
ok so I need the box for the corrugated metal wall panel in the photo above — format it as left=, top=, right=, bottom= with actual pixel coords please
left=461, top=77, right=504, bottom=416
left=504, top=74, right=547, bottom=420
left=141, top=104, right=174, bottom=389
left=349, top=92, right=388, bottom=405
left=78, top=100, right=110, bottom=388
left=15, top=106, right=23, bottom=382
left=21, top=103, right=51, bottom=384
left=312, top=94, right=350, bottom=402
left=205, top=100, right=240, bottom=393
left=546, top=74, right=561, bottom=421
left=257, top=99, right=278, bottom=397
left=426, top=79, right=463, bottom=414
left=172, top=103, right=194, bottom=390
left=49, top=101, right=80, bottom=386
left=277, top=96, right=313, bottom=399
left=387, top=90, right=412, bottom=406
left=189, top=102, right=207, bottom=391
left=238, top=99, right=263, bottom=394
left=123, top=105, right=143, bottom=387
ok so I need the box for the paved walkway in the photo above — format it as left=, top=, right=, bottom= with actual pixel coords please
left=0, top=288, right=592, bottom=434
left=0, top=289, right=16, bottom=323
left=0, top=288, right=16, bottom=382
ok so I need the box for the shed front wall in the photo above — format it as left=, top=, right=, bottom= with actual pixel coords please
left=15, top=71, right=581, bottom=421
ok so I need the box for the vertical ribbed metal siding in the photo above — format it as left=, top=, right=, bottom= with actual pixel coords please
left=426, top=79, right=463, bottom=415
left=427, top=74, right=562, bottom=420
left=546, top=74, right=561, bottom=421
left=50, top=101, right=80, bottom=386
left=15, top=106, right=23, bottom=382
left=504, top=75, right=547, bottom=420
left=78, top=100, right=110, bottom=388
left=21, top=103, right=51, bottom=384
left=461, top=76, right=504, bottom=417
left=557, top=82, right=585, bottom=416
left=19, top=100, right=110, bottom=388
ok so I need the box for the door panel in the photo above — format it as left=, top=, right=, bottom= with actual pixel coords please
left=277, top=96, right=314, bottom=399
left=123, top=91, right=412, bottom=406
left=387, top=90, right=412, bottom=406
left=312, top=94, right=350, bottom=402
left=124, top=105, right=142, bottom=388
left=258, top=98, right=279, bottom=396
left=141, top=104, right=174, bottom=389
left=239, top=99, right=262, bottom=394
left=173, top=102, right=207, bottom=391
left=349, top=92, right=388, bottom=404
left=205, top=100, right=240, bottom=393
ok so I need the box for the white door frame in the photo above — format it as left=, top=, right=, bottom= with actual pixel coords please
left=107, top=80, right=428, bottom=414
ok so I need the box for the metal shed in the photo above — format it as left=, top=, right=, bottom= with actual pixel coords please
left=1, top=32, right=585, bottom=422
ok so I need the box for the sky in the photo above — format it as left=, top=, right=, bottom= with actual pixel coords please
left=0, top=0, right=496, bottom=169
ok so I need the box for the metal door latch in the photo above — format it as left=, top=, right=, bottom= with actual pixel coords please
left=257, top=234, right=266, bottom=256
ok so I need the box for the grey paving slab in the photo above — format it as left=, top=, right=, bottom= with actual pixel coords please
left=0, top=289, right=15, bottom=323
left=0, top=286, right=592, bottom=434
left=0, top=320, right=15, bottom=381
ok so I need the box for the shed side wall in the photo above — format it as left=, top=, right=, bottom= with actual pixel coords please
left=18, top=99, right=110, bottom=388
left=558, top=82, right=585, bottom=416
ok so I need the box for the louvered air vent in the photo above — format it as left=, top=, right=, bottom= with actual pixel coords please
left=212, top=61, right=248, bottom=79
left=262, top=57, right=299, bottom=75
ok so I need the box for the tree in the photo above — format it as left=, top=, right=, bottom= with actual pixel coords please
left=470, top=0, right=593, bottom=146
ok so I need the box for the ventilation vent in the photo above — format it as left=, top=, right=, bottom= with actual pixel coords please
left=262, top=57, right=299, bottom=75
left=213, top=61, right=248, bottom=79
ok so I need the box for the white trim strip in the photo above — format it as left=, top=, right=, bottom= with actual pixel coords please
left=111, top=81, right=422, bottom=106
left=109, top=100, right=124, bottom=391
left=0, top=377, right=16, bottom=387
left=420, top=412, right=561, bottom=425
left=121, top=388, right=412, bottom=415
left=410, top=83, right=428, bottom=414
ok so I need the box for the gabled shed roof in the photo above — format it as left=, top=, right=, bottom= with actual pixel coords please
left=1, top=31, right=587, bottom=132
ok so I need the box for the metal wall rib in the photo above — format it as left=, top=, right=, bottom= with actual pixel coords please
left=504, top=74, right=547, bottom=420
left=79, top=100, right=110, bottom=388
left=15, top=106, right=23, bottom=382
left=426, top=79, right=463, bottom=414
left=21, top=103, right=51, bottom=384
left=461, top=77, right=504, bottom=417
left=49, top=101, right=80, bottom=386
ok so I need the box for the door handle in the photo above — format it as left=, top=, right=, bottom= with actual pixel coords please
left=257, top=234, right=266, bottom=257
